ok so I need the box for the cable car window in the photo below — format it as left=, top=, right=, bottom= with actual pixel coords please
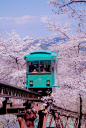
left=52, top=61, right=54, bottom=72
left=40, top=61, right=51, bottom=73
left=28, top=61, right=39, bottom=73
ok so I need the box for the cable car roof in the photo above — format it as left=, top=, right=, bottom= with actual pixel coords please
left=24, top=50, right=58, bottom=61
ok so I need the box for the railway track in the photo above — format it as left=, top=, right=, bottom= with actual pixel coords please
left=0, top=82, right=41, bottom=100
left=0, top=82, right=86, bottom=128
left=0, top=82, right=45, bottom=128
left=0, top=82, right=43, bottom=115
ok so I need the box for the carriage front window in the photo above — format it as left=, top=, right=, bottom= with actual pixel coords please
left=28, top=61, right=39, bottom=73
left=40, top=60, right=51, bottom=73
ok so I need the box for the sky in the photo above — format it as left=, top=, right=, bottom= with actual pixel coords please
left=0, top=0, right=68, bottom=39
left=0, top=0, right=85, bottom=39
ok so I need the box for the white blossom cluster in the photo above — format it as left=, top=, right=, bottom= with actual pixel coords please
left=41, top=0, right=86, bottom=112
left=46, top=23, right=86, bottom=113
left=48, top=0, right=86, bottom=29
left=0, top=30, right=41, bottom=87
left=0, top=0, right=86, bottom=114
left=0, top=115, right=20, bottom=128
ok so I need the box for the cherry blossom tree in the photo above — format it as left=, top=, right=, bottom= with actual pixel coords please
left=45, top=26, right=86, bottom=115
left=40, top=0, right=86, bottom=114
left=48, top=0, right=86, bottom=31
left=0, top=0, right=85, bottom=115
left=0, top=30, right=41, bottom=87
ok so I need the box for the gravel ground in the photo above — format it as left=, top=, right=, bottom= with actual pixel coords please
left=0, top=115, right=20, bottom=128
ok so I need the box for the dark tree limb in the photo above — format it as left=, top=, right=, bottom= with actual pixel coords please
left=60, top=1, right=86, bottom=8
left=78, top=94, right=82, bottom=128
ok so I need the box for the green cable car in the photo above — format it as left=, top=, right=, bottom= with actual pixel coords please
left=24, top=50, right=59, bottom=95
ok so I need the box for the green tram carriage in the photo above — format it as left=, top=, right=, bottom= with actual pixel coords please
left=24, top=50, right=59, bottom=95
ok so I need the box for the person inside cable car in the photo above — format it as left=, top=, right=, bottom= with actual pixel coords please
left=46, top=65, right=50, bottom=72
left=29, top=62, right=36, bottom=72
left=32, top=69, right=38, bottom=73
left=42, top=68, right=47, bottom=73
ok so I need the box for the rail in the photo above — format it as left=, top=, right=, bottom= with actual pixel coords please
left=0, top=82, right=42, bottom=100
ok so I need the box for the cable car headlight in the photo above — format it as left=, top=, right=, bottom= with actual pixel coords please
left=47, top=80, right=50, bottom=86
left=30, top=81, right=33, bottom=86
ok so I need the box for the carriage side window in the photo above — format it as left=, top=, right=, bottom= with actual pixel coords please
left=52, top=61, right=54, bottom=72
left=40, top=60, right=51, bottom=73
left=28, top=61, right=39, bottom=73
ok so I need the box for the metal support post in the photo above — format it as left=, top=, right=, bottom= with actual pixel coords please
left=2, top=97, right=12, bottom=114
left=54, top=112, right=61, bottom=128
left=48, top=115, right=53, bottom=127
left=59, top=115, right=64, bottom=128
left=23, top=100, right=36, bottom=128
left=38, top=109, right=48, bottom=128
left=65, top=116, right=69, bottom=128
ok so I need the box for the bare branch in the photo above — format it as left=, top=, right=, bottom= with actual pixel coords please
left=60, top=0, right=86, bottom=8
